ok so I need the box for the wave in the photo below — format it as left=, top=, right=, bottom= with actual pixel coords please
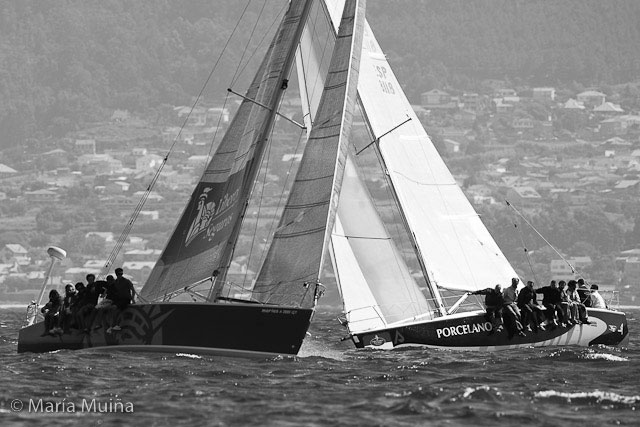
left=175, top=353, right=201, bottom=359
left=582, top=353, right=628, bottom=362
left=535, top=390, right=640, bottom=405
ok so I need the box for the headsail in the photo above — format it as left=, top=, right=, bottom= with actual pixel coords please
left=141, top=0, right=314, bottom=301
left=331, top=156, right=435, bottom=332
left=251, top=0, right=366, bottom=308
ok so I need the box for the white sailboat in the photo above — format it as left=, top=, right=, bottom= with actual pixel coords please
left=18, top=0, right=366, bottom=356
left=296, top=0, right=628, bottom=350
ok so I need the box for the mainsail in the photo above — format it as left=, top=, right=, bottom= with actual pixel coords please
left=141, top=0, right=314, bottom=301
left=355, top=23, right=518, bottom=294
left=251, top=0, right=365, bottom=308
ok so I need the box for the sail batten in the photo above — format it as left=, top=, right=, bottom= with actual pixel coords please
left=252, top=0, right=365, bottom=308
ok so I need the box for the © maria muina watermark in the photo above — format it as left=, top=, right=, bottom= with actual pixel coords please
left=10, top=398, right=134, bottom=413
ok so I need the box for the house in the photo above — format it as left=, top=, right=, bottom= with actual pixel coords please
left=75, top=139, right=96, bottom=154
left=496, top=88, right=517, bottom=97
left=421, top=89, right=457, bottom=109
left=421, top=89, right=451, bottom=106
left=0, top=244, right=30, bottom=265
left=550, top=257, right=592, bottom=282
left=85, top=232, right=115, bottom=243
left=206, top=107, right=230, bottom=125
left=132, top=191, right=164, bottom=203
left=442, top=139, right=461, bottom=154
left=111, top=109, right=130, bottom=122
left=493, top=98, right=514, bottom=114
left=63, top=267, right=101, bottom=284
left=600, top=118, right=625, bottom=136
left=23, top=189, right=59, bottom=203
left=453, top=109, right=477, bottom=126
left=576, top=90, right=606, bottom=108
left=124, top=249, right=161, bottom=261
left=175, top=106, right=208, bottom=126
left=563, top=99, right=585, bottom=110
left=77, top=154, right=123, bottom=174
left=0, top=163, right=18, bottom=176
left=613, top=180, right=640, bottom=193
left=104, top=180, right=130, bottom=194
left=461, top=92, right=482, bottom=111
left=505, top=186, right=542, bottom=208
left=594, top=102, right=624, bottom=115
left=532, top=87, right=555, bottom=101
left=512, top=117, right=534, bottom=129
left=139, top=211, right=160, bottom=221
left=121, top=261, right=156, bottom=285
left=135, top=154, right=164, bottom=172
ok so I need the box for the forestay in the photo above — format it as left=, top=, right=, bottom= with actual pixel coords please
left=252, top=0, right=366, bottom=308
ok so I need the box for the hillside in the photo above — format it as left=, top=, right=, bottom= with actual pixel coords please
left=1, top=0, right=640, bottom=149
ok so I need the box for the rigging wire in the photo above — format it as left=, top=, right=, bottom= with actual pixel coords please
left=506, top=199, right=581, bottom=280
left=513, top=221, right=539, bottom=284
left=232, top=2, right=289, bottom=87
left=102, top=1, right=254, bottom=279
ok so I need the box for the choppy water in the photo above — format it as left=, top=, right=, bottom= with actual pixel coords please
left=0, top=305, right=638, bottom=426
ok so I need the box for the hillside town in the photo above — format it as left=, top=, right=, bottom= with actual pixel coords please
left=2, top=81, right=640, bottom=305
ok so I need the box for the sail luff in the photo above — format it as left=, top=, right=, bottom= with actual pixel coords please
left=141, top=0, right=315, bottom=301
left=252, top=0, right=365, bottom=308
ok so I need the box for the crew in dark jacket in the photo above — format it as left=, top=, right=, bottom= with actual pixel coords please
left=470, top=284, right=504, bottom=334
left=41, top=289, right=62, bottom=335
left=536, top=280, right=564, bottom=327
left=517, top=281, right=545, bottom=332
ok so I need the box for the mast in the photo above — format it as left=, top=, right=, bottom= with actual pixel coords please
left=210, top=0, right=316, bottom=299
left=251, top=0, right=366, bottom=308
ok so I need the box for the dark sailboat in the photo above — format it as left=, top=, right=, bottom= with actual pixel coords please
left=18, top=0, right=367, bottom=356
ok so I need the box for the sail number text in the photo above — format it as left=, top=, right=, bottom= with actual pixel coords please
left=375, top=65, right=395, bottom=95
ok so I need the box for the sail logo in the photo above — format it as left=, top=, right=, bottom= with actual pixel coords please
left=436, top=322, right=493, bottom=339
left=369, top=335, right=386, bottom=346
left=185, top=188, right=240, bottom=246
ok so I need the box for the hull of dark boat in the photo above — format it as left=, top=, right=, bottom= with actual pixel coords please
left=17, top=302, right=314, bottom=357
left=351, top=308, right=628, bottom=351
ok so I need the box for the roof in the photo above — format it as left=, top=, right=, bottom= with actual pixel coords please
left=577, top=90, right=605, bottom=97
left=5, top=244, right=27, bottom=254
left=0, top=163, right=18, bottom=173
left=422, top=89, right=450, bottom=96
left=594, top=102, right=624, bottom=113
left=510, top=186, right=542, bottom=198
left=121, top=261, right=156, bottom=270
left=614, top=180, right=639, bottom=189
left=563, top=99, right=585, bottom=109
